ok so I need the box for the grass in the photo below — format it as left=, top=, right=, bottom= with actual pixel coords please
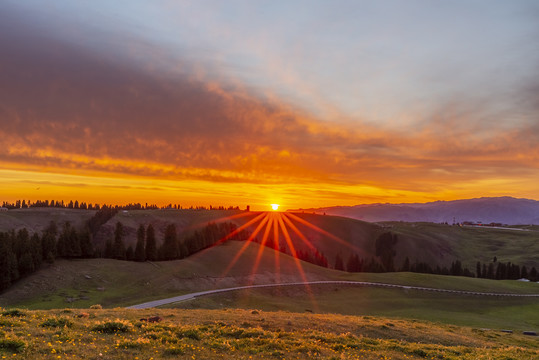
left=168, top=284, right=539, bottom=331
left=0, top=307, right=537, bottom=359
left=2, top=242, right=537, bottom=311
left=0, top=208, right=95, bottom=234
left=385, top=221, right=539, bottom=269
left=2, top=208, right=537, bottom=271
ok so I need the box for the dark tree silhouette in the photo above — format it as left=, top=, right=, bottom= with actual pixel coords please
left=334, top=254, right=345, bottom=271
left=145, top=224, right=157, bottom=261
left=112, top=222, right=126, bottom=260
left=134, top=224, right=146, bottom=262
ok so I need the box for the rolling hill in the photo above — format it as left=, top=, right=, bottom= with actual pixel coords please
left=1, top=207, right=538, bottom=272
left=1, top=240, right=538, bottom=333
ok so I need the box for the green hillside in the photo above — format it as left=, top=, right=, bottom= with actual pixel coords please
left=0, top=208, right=95, bottom=234
left=385, top=222, right=539, bottom=268
left=0, top=241, right=336, bottom=309
left=232, top=213, right=539, bottom=270
left=1, top=241, right=538, bottom=333
left=1, top=208, right=537, bottom=274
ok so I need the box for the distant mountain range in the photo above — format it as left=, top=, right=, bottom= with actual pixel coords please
left=292, top=197, right=539, bottom=225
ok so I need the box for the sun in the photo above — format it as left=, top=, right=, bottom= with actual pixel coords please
left=271, top=204, right=280, bottom=211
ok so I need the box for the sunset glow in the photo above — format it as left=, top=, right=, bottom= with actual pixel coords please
left=1, top=1, right=538, bottom=209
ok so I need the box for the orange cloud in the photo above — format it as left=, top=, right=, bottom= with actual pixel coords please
left=1, top=7, right=539, bottom=208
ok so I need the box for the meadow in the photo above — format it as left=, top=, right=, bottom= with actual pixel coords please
left=0, top=307, right=537, bottom=359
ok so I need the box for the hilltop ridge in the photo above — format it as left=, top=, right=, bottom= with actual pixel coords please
left=293, top=197, right=539, bottom=224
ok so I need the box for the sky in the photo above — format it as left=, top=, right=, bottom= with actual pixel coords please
left=1, top=0, right=538, bottom=210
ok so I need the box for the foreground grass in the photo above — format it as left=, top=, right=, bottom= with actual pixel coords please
left=0, top=307, right=537, bottom=359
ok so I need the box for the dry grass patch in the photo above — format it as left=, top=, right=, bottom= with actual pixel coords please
left=0, top=307, right=536, bottom=359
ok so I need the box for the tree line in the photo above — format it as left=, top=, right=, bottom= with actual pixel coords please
left=332, top=232, right=537, bottom=281
left=2, top=219, right=537, bottom=294
left=1, top=199, right=244, bottom=211
left=100, top=221, right=248, bottom=262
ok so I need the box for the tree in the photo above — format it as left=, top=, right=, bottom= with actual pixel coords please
left=134, top=224, right=146, bottom=262
left=487, top=263, right=495, bottom=279
left=450, top=260, right=463, bottom=276
left=401, top=257, right=410, bottom=272
left=79, top=228, right=94, bottom=257
left=334, top=254, right=345, bottom=271
left=0, top=233, right=16, bottom=290
left=375, top=232, right=398, bottom=272
left=30, top=233, right=42, bottom=270
left=521, top=266, right=528, bottom=280
left=346, top=254, right=362, bottom=272
left=529, top=267, right=538, bottom=282
left=126, top=245, right=134, bottom=261
left=104, top=239, right=113, bottom=258
left=160, top=224, right=179, bottom=260
left=66, top=225, right=81, bottom=258
left=145, top=224, right=157, bottom=261
left=476, top=261, right=482, bottom=278
left=41, top=221, right=57, bottom=263
left=112, top=222, right=126, bottom=260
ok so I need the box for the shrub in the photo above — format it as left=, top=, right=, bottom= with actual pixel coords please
left=0, top=339, right=26, bottom=353
left=1, top=309, right=26, bottom=317
left=40, top=318, right=73, bottom=328
left=177, top=328, right=201, bottom=340
left=92, top=320, right=131, bottom=333
left=164, top=346, right=185, bottom=355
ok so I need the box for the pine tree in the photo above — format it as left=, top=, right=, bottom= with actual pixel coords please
left=0, top=233, right=14, bottom=290
left=41, top=221, right=57, bottom=263
left=145, top=224, right=157, bottom=261
left=66, top=225, right=81, bottom=258
left=79, top=228, right=94, bottom=258
left=134, top=224, right=146, bottom=262
left=334, top=254, right=345, bottom=271
left=529, top=267, right=538, bottom=282
left=521, top=266, right=528, bottom=280
left=375, top=232, right=398, bottom=272
left=30, top=233, right=42, bottom=270
left=104, top=239, right=113, bottom=258
left=160, top=224, right=179, bottom=260
left=126, top=245, right=134, bottom=261
left=112, top=222, right=126, bottom=260
left=487, top=263, right=495, bottom=279
left=401, top=257, right=410, bottom=272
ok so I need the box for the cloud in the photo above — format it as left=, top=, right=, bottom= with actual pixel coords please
left=1, top=3, right=539, bottom=203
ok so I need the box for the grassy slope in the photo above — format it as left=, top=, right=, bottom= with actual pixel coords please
left=2, top=209, right=537, bottom=270
left=1, top=241, right=538, bottom=332
left=95, top=209, right=243, bottom=248
left=382, top=221, right=539, bottom=269
left=0, top=308, right=537, bottom=359
left=0, top=241, right=337, bottom=309
left=172, top=285, right=539, bottom=331
left=0, top=208, right=95, bottom=234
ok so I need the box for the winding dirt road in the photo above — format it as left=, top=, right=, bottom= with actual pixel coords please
left=127, top=280, right=539, bottom=309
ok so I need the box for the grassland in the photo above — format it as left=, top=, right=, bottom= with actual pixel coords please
left=0, top=307, right=537, bottom=359
left=0, top=208, right=95, bottom=234
left=2, top=209, right=538, bottom=271
left=385, top=221, right=539, bottom=269
left=170, top=284, right=539, bottom=331
left=1, top=242, right=538, bottom=334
